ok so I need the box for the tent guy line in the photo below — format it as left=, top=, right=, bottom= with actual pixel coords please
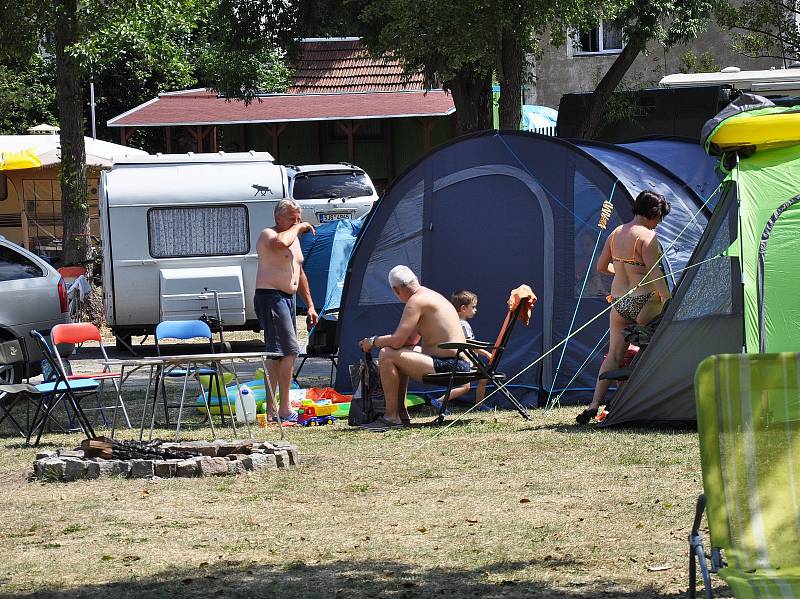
left=497, top=132, right=607, bottom=231
left=415, top=251, right=727, bottom=449
left=545, top=176, right=725, bottom=410
left=546, top=328, right=611, bottom=410
left=546, top=181, right=620, bottom=410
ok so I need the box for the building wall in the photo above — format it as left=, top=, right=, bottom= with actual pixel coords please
left=529, top=23, right=778, bottom=109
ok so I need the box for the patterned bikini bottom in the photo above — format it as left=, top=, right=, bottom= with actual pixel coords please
left=608, top=291, right=655, bottom=323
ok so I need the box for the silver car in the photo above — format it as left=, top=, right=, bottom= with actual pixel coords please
left=0, top=236, right=69, bottom=384
left=287, top=163, right=378, bottom=225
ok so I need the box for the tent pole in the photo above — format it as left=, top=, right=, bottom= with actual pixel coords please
left=735, top=153, right=746, bottom=354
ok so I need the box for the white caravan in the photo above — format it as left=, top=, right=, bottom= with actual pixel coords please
left=99, top=152, right=289, bottom=347
left=660, top=66, right=800, bottom=97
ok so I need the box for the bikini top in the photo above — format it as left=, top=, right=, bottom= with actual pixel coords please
left=610, top=230, right=646, bottom=268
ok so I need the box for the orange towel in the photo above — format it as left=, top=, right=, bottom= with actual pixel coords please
left=305, top=387, right=351, bottom=404
left=507, top=284, right=537, bottom=325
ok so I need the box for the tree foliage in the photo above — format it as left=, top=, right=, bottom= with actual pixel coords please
left=351, top=0, right=561, bottom=132
left=0, top=0, right=298, bottom=265
left=0, top=54, right=57, bottom=134
left=198, top=0, right=352, bottom=101
left=575, top=0, right=716, bottom=138
left=715, top=0, right=800, bottom=65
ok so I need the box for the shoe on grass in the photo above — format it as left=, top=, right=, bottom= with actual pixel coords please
left=429, top=398, right=452, bottom=415
left=270, top=411, right=298, bottom=423
left=360, top=416, right=405, bottom=432
left=575, top=407, right=597, bottom=425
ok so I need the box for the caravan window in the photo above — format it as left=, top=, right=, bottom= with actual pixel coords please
left=148, top=205, right=249, bottom=258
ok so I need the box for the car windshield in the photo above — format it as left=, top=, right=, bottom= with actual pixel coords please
left=292, top=172, right=373, bottom=200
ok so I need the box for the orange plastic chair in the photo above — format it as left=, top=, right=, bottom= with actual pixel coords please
left=51, top=323, right=131, bottom=434
left=57, top=266, right=87, bottom=284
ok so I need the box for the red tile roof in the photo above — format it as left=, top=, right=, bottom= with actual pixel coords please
left=107, top=39, right=452, bottom=128
left=289, top=39, right=425, bottom=93
left=108, top=89, right=455, bottom=127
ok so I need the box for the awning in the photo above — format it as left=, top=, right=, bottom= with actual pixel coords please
left=0, top=135, right=148, bottom=170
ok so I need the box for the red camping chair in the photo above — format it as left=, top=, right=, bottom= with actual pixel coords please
left=51, top=323, right=131, bottom=435
left=422, top=285, right=537, bottom=425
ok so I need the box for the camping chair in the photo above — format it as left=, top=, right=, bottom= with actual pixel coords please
left=293, top=316, right=338, bottom=386
left=422, top=286, right=537, bottom=425
left=0, top=337, right=39, bottom=437
left=51, top=323, right=132, bottom=436
left=689, top=352, right=800, bottom=598
left=152, top=319, right=219, bottom=436
left=26, top=330, right=98, bottom=446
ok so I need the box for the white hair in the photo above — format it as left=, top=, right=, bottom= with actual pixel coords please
left=388, top=265, right=418, bottom=289
left=274, top=199, right=300, bottom=217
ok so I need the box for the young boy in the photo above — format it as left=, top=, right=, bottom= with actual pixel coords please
left=432, top=290, right=492, bottom=410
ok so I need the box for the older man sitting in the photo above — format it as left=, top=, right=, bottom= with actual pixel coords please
left=358, top=265, right=468, bottom=431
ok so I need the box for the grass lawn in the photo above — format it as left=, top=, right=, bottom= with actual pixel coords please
left=0, top=399, right=729, bottom=599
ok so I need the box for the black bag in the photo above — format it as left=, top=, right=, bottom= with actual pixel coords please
left=348, top=352, right=385, bottom=426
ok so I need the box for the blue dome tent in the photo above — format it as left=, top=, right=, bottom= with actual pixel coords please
left=334, top=131, right=714, bottom=405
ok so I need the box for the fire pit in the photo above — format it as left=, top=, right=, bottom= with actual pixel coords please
left=32, top=437, right=300, bottom=482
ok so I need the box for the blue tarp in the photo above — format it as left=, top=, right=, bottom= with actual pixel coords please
left=334, top=131, right=712, bottom=405
left=298, top=216, right=364, bottom=318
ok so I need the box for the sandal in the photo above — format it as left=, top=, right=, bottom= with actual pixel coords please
left=575, top=407, right=597, bottom=425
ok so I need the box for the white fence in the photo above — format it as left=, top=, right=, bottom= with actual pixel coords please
left=529, top=126, right=557, bottom=137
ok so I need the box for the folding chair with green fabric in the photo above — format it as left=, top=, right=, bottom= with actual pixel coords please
left=690, top=352, right=800, bottom=599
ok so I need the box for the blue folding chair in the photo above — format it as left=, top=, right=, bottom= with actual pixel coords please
left=26, top=330, right=99, bottom=446
left=151, top=320, right=219, bottom=438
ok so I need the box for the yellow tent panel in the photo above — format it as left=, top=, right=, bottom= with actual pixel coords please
left=0, top=148, right=42, bottom=171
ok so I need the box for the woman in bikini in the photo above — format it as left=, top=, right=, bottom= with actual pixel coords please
left=576, top=190, right=672, bottom=424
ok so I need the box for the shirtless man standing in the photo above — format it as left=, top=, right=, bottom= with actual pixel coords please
left=358, top=265, right=467, bottom=431
left=255, top=199, right=318, bottom=422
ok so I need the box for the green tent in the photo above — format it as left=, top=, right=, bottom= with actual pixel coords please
left=601, top=94, right=800, bottom=427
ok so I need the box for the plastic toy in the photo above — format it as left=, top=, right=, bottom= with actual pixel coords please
left=297, top=400, right=336, bottom=426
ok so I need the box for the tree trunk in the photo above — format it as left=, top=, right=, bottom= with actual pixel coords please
left=446, top=64, right=493, bottom=135
left=576, top=35, right=646, bottom=139
left=55, top=0, right=90, bottom=270
left=497, top=28, right=523, bottom=130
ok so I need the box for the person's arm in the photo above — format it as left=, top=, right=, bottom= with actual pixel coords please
left=359, top=301, right=422, bottom=352
left=268, top=222, right=315, bottom=250
left=595, top=235, right=615, bottom=276
left=297, top=267, right=318, bottom=327
left=641, top=234, right=671, bottom=302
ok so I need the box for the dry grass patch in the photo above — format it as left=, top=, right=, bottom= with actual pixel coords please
left=0, top=406, right=731, bottom=598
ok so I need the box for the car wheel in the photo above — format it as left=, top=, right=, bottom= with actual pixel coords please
left=0, top=360, right=22, bottom=398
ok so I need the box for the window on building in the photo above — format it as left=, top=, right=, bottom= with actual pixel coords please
left=574, top=19, right=624, bottom=55
left=148, top=205, right=249, bottom=258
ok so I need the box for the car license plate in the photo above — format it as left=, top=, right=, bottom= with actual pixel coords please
left=318, top=211, right=353, bottom=223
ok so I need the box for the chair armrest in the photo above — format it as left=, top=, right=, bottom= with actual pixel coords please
left=438, top=340, right=493, bottom=351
